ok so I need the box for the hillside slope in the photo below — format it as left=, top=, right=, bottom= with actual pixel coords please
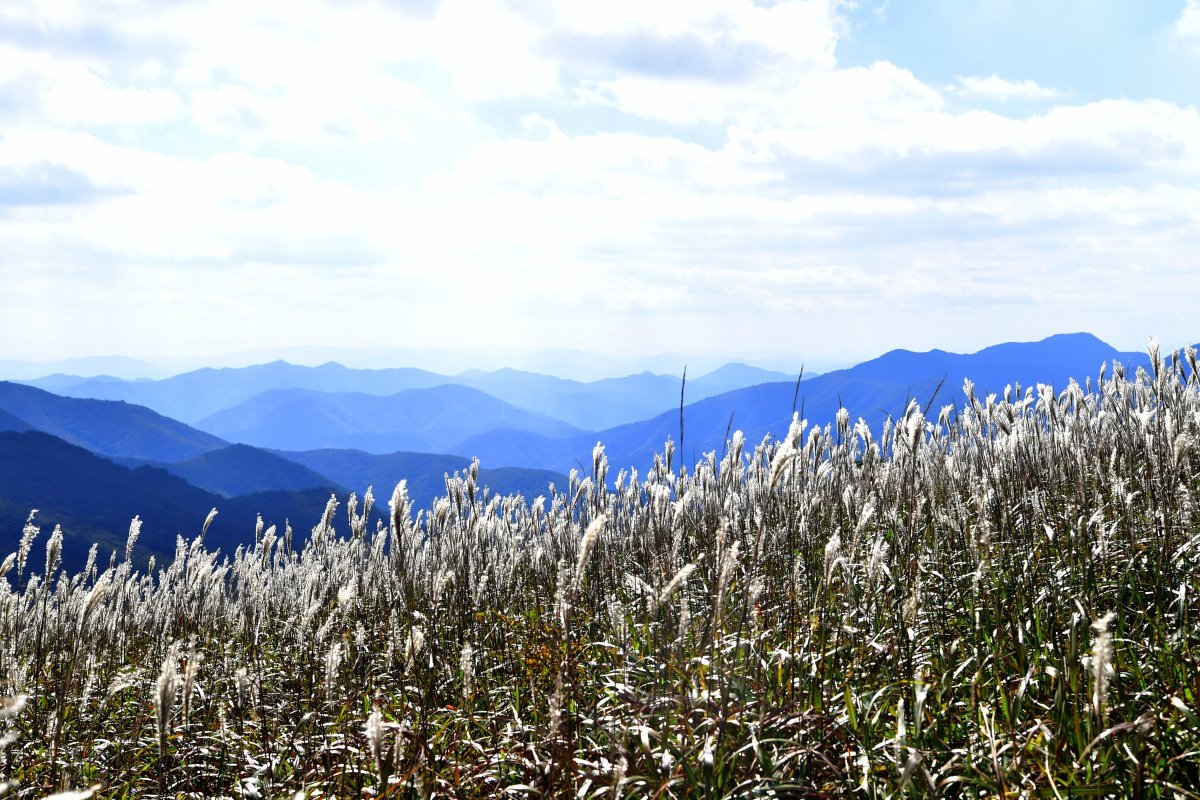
left=120, top=444, right=342, bottom=498
left=0, top=431, right=348, bottom=572
left=0, top=381, right=227, bottom=461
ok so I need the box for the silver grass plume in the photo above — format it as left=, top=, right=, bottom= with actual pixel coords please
left=677, top=595, right=691, bottom=641
left=715, top=539, right=740, bottom=622
left=0, top=694, right=27, bottom=720
left=325, top=642, right=342, bottom=699
left=553, top=558, right=570, bottom=628
left=346, top=493, right=358, bottom=538
left=903, top=570, right=921, bottom=640
left=612, top=754, right=628, bottom=799
left=460, top=641, right=474, bottom=701
left=769, top=414, right=806, bottom=489
left=181, top=640, right=202, bottom=725
left=201, top=507, right=218, bottom=541
left=155, top=647, right=180, bottom=753
left=593, top=441, right=608, bottom=485
left=656, top=562, right=698, bottom=610
left=125, top=516, right=141, bottom=562
left=823, top=530, right=841, bottom=581
left=40, top=788, right=99, bottom=800
left=366, top=709, right=386, bottom=784
left=1091, top=611, right=1116, bottom=719
left=403, top=626, right=425, bottom=674
left=81, top=574, right=110, bottom=624
left=548, top=669, right=564, bottom=742
left=432, top=569, right=452, bottom=607
left=866, top=536, right=890, bottom=590
left=45, top=524, right=63, bottom=579
left=83, top=542, right=98, bottom=579
left=235, top=668, right=252, bottom=711
left=17, top=510, right=38, bottom=581
left=748, top=579, right=765, bottom=627
left=573, top=514, right=606, bottom=590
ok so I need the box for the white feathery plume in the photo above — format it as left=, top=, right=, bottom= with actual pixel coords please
left=125, top=516, right=141, bottom=562
left=325, top=642, right=343, bottom=698
left=18, top=510, right=38, bottom=580
left=1091, top=611, right=1116, bottom=719
left=460, top=641, right=474, bottom=701
left=155, top=648, right=180, bottom=752
left=573, top=514, right=606, bottom=590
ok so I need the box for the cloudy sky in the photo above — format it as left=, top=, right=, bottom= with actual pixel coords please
left=1, top=0, right=1198, bottom=375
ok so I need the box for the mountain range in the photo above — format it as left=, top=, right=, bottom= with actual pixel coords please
left=0, top=332, right=1174, bottom=566
left=24, top=361, right=792, bottom=429
left=194, top=384, right=581, bottom=453
left=0, top=382, right=572, bottom=565
left=452, top=333, right=1158, bottom=472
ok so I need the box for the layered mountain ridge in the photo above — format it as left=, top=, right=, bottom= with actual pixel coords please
left=1, top=333, right=1173, bottom=566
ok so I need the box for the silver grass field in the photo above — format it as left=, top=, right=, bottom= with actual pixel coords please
left=2, top=345, right=1200, bottom=798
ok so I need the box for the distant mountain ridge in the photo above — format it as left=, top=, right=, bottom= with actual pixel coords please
left=24, top=361, right=794, bottom=430
left=25, top=361, right=448, bottom=424
left=454, top=333, right=1159, bottom=473
left=3, top=333, right=1179, bottom=540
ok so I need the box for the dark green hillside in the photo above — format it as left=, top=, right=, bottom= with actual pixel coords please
left=0, top=381, right=227, bottom=461
left=0, top=431, right=351, bottom=573
left=124, top=443, right=342, bottom=497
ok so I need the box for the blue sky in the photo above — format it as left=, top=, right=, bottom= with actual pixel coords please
left=1, top=0, right=1198, bottom=376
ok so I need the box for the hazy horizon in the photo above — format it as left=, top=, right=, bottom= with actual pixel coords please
left=0, top=343, right=835, bottom=382
left=0, top=330, right=1187, bottom=384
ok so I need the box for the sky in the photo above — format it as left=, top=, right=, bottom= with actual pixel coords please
left=1, top=0, right=1198, bottom=377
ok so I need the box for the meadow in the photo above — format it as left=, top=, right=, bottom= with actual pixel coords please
left=2, top=343, right=1199, bottom=798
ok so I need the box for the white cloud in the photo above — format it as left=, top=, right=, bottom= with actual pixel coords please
left=0, top=44, right=182, bottom=127
left=1175, top=0, right=1200, bottom=40
left=1, top=0, right=1199, bottom=364
left=950, top=75, right=1066, bottom=102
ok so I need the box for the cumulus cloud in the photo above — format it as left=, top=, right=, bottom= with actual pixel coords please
left=949, top=75, right=1066, bottom=102
left=0, top=0, right=1198, bottom=364
left=1176, top=0, right=1200, bottom=40
left=0, top=162, right=130, bottom=207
